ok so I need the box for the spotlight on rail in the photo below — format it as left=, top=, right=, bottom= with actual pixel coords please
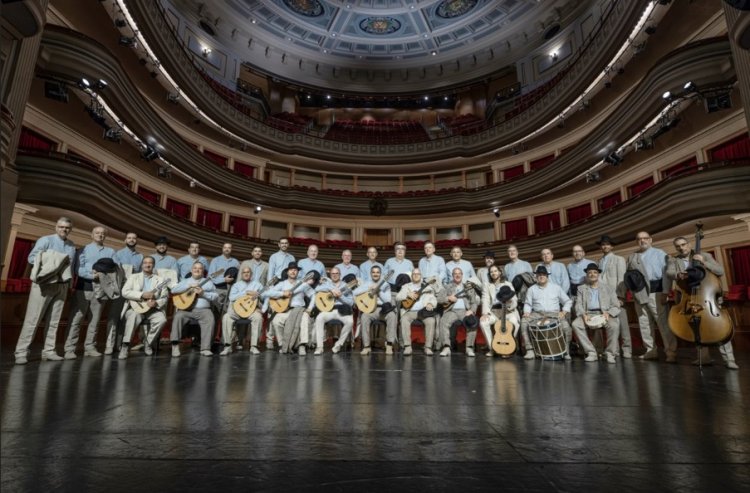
left=119, top=36, right=137, bottom=47
left=142, top=146, right=160, bottom=161
left=493, top=207, right=500, bottom=218
left=254, top=205, right=262, bottom=214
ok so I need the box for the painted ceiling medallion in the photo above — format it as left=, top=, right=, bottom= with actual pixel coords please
left=360, top=17, right=402, bottom=35
left=436, top=0, right=478, bottom=19
left=283, top=0, right=324, bottom=17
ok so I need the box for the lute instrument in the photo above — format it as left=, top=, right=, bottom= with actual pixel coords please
left=129, top=279, right=170, bottom=314
left=268, top=272, right=315, bottom=313
left=354, top=272, right=394, bottom=313
left=315, top=278, right=359, bottom=312
left=171, top=269, right=225, bottom=310
left=401, top=278, right=437, bottom=310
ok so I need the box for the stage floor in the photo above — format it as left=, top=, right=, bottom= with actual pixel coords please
left=1, top=344, right=748, bottom=492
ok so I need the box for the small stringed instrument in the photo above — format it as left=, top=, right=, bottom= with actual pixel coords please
left=232, top=285, right=269, bottom=318
left=492, top=298, right=517, bottom=357
left=171, top=269, right=225, bottom=310
left=441, top=280, right=478, bottom=311
left=401, top=278, right=437, bottom=310
left=668, top=223, right=734, bottom=346
left=268, top=272, right=315, bottom=313
left=354, top=272, right=394, bottom=313
left=129, top=279, right=170, bottom=314
left=315, top=278, right=359, bottom=312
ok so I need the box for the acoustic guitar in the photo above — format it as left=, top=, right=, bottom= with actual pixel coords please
left=129, top=279, right=170, bottom=314
left=232, top=285, right=269, bottom=318
left=268, top=272, right=315, bottom=314
left=401, top=278, right=437, bottom=310
left=492, top=298, right=517, bottom=357
left=171, top=269, right=225, bottom=310
left=354, top=272, right=393, bottom=313
left=441, top=280, right=478, bottom=311
left=315, top=278, right=359, bottom=312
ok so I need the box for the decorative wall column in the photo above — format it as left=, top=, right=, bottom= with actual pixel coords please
left=1, top=204, right=38, bottom=280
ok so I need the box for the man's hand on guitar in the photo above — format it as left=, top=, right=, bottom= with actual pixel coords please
left=408, top=291, right=419, bottom=300
left=193, top=287, right=204, bottom=297
left=447, top=294, right=457, bottom=303
left=282, top=290, right=292, bottom=298
left=247, top=290, right=259, bottom=298
left=146, top=299, right=157, bottom=309
left=332, top=289, right=342, bottom=298
left=142, top=291, right=155, bottom=300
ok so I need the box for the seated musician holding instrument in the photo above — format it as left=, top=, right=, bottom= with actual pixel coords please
left=263, top=262, right=315, bottom=355
left=353, top=266, right=397, bottom=355
left=480, top=265, right=519, bottom=357
left=118, top=256, right=169, bottom=359
left=438, top=267, right=479, bottom=357
left=220, top=266, right=264, bottom=356
left=521, top=265, right=572, bottom=360
left=571, top=263, right=620, bottom=364
left=396, top=268, right=440, bottom=356
left=169, top=262, right=218, bottom=357
left=307, top=268, right=355, bottom=355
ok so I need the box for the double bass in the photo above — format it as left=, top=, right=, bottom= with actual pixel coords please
left=668, top=223, right=734, bottom=346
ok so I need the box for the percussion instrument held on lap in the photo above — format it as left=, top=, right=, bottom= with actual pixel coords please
left=585, top=314, right=607, bottom=330
left=528, top=318, right=567, bottom=360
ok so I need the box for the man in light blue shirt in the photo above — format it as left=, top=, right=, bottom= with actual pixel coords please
left=520, top=265, right=572, bottom=360
left=359, top=246, right=383, bottom=284
left=504, top=244, right=533, bottom=284
left=419, top=241, right=447, bottom=284
left=298, top=244, right=326, bottom=280
left=383, top=242, right=414, bottom=290
left=267, top=237, right=294, bottom=284
left=220, top=265, right=264, bottom=355
left=354, top=265, right=397, bottom=355
left=308, top=267, right=355, bottom=354
left=445, top=246, right=476, bottom=281
left=170, top=262, right=218, bottom=358
left=335, top=249, right=359, bottom=279
left=208, top=242, right=240, bottom=312
left=536, top=248, right=570, bottom=295
left=64, top=226, right=118, bottom=358
left=176, top=242, right=209, bottom=279
left=567, top=244, right=594, bottom=297
left=263, top=261, right=314, bottom=353
left=240, top=245, right=268, bottom=287
left=626, top=231, right=676, bottom=362
left=152, top=236, right=178, bottom=280
left=15, top=217, right=76, bottom=364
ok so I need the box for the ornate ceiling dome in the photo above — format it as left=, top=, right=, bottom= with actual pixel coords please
left=172, top=0, right=596, bottom=92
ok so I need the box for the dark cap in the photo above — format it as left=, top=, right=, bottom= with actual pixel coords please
left=534, top=265, right=550, bottom=276
left=596, top=235, right=615, bottom=246
left=584, top=262, right=602, bottom=273
left=483, top=251, right=495, bottom=258
left=154, top=236, right=170, bottom=246
left=463, top=314, right=479, bottom=330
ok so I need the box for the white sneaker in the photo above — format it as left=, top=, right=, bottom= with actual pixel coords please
left=314, top=347, right=324, bottom=355
left=235, top=345, right=243, bottom=353
left=200, top=350, right=213, bottom=357
left=361, top=347, right=371, bottom=355
left=250, top=346, right=261, bottom=355
left=439, top=347, right=451, bottom=357
left=621, top=349, right=632, bottom=359
left=298, top=346, right=307, bottom=356
left=332, top=344, right=341, bottom=354
left=466, top=348, right=475, bottom=357
left=171, top=346, right=181, bottom=358
left=726, top=360, right=739, bottom=370
left=130, top=343, right=144, bottom=352
left=104, top=346, right=114, bottom=355
left=485, top=350, right=493, bottom=357
left=144, top=346, right=153, bottom=356
left=424, top=348, right=433, bottom=356
left=584, top=352, right=598, bottom=362
left=84, top=348, right=102, bottom=357
left=564, top=354, right=572, bottom=361
left=42, top=352, right=63, bottom=361
left=403, top=346, right=413, bottom=356
left=220, top=346, right=232, bottom=356
left=385, top=345, right=394, bottom=355
left=606, top=353, right=616, bottom=364
left=638, top=349, right=658, bottom=360
left=524, top=350, right=536, bottom=360
left=64, top=351, right=77, bottom=360
left=118, top=347, right=129, bottom=360
left=15, top=356, right=28, bottom=365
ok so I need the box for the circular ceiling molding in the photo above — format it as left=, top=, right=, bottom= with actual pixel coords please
left=283, top=0, right=324, bottom=17
left=436, top=0, right=478, bottom=19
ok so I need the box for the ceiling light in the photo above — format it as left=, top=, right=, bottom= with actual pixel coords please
left=683, top=81, right=696, bottom=92
left=95, top=79, right=108, bottom=90
left=431, top=51, right=437, bottom=56
left=423, top=96, right=429, bottom=101
left=78, top=78, right=91, bottom=89
left=662, top=90, right=672, bottom=101
left=254, top=205, right=262, bottom=214
left=493, top=207, right=500, bottom=218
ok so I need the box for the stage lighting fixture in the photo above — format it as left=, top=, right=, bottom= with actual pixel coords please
left=115, top=19, right=127, bottom=28
left=585, top=171, right=601, bottom=183
left=167, top=93, right=180, bottom=103
left=604, top=152, right=622, bottom=166
left=44, top=81, right=69, bottom=103
left=142, top=146, right=160, bottom=161
left=119, top=36, right=137, bottom=47
left=493, top=207, right=500, bottom=218
left=683, top=81, right=697, bottom=92
left=103, top=128, right=122, bottom=143
left=254, top=205, right=262, bottom=214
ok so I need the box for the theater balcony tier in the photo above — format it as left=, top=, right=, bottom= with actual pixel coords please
left=15, top=153, right=750, bottom=263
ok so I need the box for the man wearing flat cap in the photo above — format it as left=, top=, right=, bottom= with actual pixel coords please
left=572, top=263, right=621, bottom=364
left=597, top=235, right=632, bottom=358
left=520, top=265, right=573, bottom=360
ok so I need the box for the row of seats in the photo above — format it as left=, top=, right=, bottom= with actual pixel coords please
left=325, top=120, right=430, bottom=145
left=441, top=114, right=487, bottom=136
left=266, top=112, right=312, bottom=134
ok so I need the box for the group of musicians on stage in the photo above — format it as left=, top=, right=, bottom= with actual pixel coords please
left=12, top=217, right=739, bottom=370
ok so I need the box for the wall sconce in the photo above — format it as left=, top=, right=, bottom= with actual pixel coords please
left=550, top=51, right=558, bottom=62
left=202, top=47, right=212, bottom=57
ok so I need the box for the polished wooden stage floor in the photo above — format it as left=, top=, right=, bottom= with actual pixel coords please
left=1, top=343, right=748, bottom=492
